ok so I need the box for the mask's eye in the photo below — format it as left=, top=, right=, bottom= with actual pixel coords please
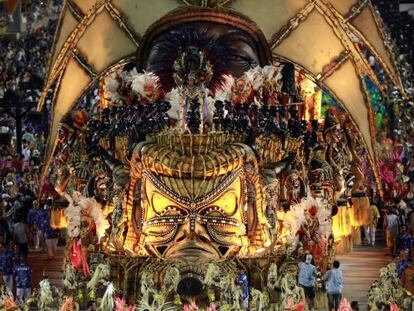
left=207, top=191, right=238, bottom=217
left=151, top=192, right=174, bottom=214
left=229, top=54, right=249, bottom=62
left=228, top=53, right=256, bottom=72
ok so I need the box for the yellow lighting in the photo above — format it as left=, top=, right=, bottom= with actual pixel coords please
left=332, top=206, right=352, bottom=239
left=50, top=209, right=69, bottom=229
left=299, top=78, right=322, bottom=121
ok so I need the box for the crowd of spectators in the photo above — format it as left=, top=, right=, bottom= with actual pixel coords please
left=383, top=198, right=414, bottom=296
left=0, top=0, right=60, bottom=101
left=0, top=0, right=61, bottom=302
left=373, top=0, right=414, bottom=68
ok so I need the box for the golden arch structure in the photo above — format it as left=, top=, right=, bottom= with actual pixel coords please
left=40, top=0, right=402, bottom=187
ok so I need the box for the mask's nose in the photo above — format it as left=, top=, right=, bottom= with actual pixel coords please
left=174, top=213, right=210, bottom=244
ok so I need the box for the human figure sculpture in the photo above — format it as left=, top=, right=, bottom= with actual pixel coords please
left=283, top=169, right=305, bottom=204
left=266, top=263, right=278, bottom=290
left=219, top=275, right=242, bottom=310
left=139, top=270, right=157, bottom=308
left=324, top=111, right=352, bottom=202
left=162, top=265, right=180, bottom=297
left=204, top=263, right=221, bottom=303
left=109, top=186, right=125, bottom=249
left=87, top=263, right=111, bottom=298
left=308, top=144, right=334, bottom=195
left=250, top=288, right=268, bottom=311
left=38, top=275, right=54, bottom=311
left=278, top=270, right=305, bottom=309
left=344, top=122, right=366, bottom=194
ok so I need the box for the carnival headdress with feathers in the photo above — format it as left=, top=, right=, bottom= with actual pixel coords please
left=150, top=27, right=230, bottom=94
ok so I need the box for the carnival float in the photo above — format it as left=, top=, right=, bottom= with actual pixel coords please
left=25, top=0, right=413, bottom=310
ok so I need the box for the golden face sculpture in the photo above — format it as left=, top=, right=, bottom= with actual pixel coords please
left=126, top=133, right=270, bottom=259
left=141, top=168, right=246, bottom=259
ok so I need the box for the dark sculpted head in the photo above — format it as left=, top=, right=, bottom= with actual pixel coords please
left=137, top=8, right=272, bottom=85
left=144, top=22, right=264, bottom=77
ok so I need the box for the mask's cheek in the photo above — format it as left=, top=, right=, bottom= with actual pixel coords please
left=142, top=223, right=179, bottom=246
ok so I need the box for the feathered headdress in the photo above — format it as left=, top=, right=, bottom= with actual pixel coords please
left=59, top=297, right=76, bottom=311
left=150, top=27, right=230, bottom=94
left=285, top=299, right=306, bottom=311
left=131, top=72, right=161, bottom=101
left=114, top=296, right=135, bottom=311
left=65, top=192, right=109, bottom=241
left=338, top=298, right=352, bottom=311
left=103, top=73, right=121, bottom=102
left=389, top=302, right=400, bottom=311
left=100, top=283, right=115, bottom=311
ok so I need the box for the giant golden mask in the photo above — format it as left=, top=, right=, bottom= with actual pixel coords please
left=142, top=169, right=246, bottom=258
left=125, top=133, right=270, bottom=259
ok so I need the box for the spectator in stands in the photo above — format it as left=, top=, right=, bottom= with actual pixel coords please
left=397, top=226, right=413, bottom=256
left=0, top=198, right=12, bottom=244
left=21, top=142, right=31, bottom=170
left=27, top=200, right=41, bottom=250
left=11, top=154, right=22, bottom=172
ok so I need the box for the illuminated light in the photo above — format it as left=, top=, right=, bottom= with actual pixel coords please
left=299, top=78, right=322, bottom=121
left=50, top=209, right=69, bottom=229
left=123, top=241, right=135, bottom=255
left=350, top=197, right=370, bottom=226
left=332, top=206, right=352, bottom=239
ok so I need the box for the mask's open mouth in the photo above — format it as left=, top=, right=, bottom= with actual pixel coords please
left=162, top=241, right=220, bottom=259
left=177, top=275, right=203, bottom=297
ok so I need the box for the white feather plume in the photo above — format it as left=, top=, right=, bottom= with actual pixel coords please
left=316, top=199, right=332, bottom=238
left=262, top=65, right=276, bottom=79
left=100, top=283, right=115, bottom=311
left=122, top=67, right=139, bottom=83
left=65, top=193, right=109, bottom=242
left=131, top=72, right=159, bottom=99
left=65, top=194, right=81, bottom=239
left=280, top=201, right=306, bottom=246
left=103, top=73, right=120, bottom=102
left=244, top=66, right=263, bottom=90
left=214, top=74, right=234, bottom=101
left=165, top=88, right=181, bottom=119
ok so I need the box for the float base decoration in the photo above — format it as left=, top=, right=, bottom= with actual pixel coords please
left=368, top=261, right=414, bottom=311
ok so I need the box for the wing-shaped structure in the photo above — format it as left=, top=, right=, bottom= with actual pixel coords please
left=39, top=0, right=403, bottom=192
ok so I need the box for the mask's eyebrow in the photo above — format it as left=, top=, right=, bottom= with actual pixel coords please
left=218, top=30, right=257, bottom=48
